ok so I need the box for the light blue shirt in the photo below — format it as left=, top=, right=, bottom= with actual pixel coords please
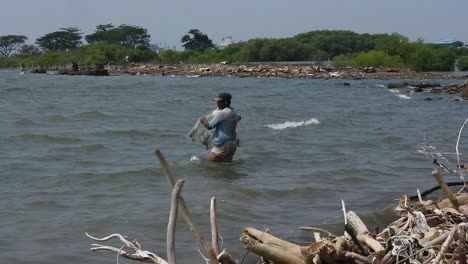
left=208, top=107, right=241, bottom=147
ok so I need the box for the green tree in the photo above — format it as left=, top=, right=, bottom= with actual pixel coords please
left=181, top=29, right=215, bottom=52
left=432, top=47, right=456, bottom=71
left=373, top=33, right=409, bottom=56
left=0, top=35, right=27, bottom=57
left=293, top=30, right=375, bottom=60
left=36, top=27, right=83, bottom=51
left=351, top=50, right=404, bottom=68
left=457, top=56, right=468, bottom=71
left=85, top=24, right=151, bottom=49
left=408, top=45, right=456, bottom=71
left=17, top=44, right=42, bottom=57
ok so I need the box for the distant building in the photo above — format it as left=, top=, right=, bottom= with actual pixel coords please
left=150, top=43, right=168, bottom=53
left=432, top=39, right=464, bottom=47
left=218, top=36, right=234, bottom=49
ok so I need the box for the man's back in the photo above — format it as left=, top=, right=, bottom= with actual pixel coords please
left=209, top=107, right=241, bottom=147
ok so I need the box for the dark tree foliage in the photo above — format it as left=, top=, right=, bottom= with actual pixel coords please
left=292, top=30, right=376, bottom=60
left=0, top=35, right=28, bottom=57
left=85, top=24, right=151, bottom=49
left=181, top=29, right=215, bottom=52
left=18, top=44, right=42, bottom=57
left=457, top=56, right=468, bottom=71
left=35, top=27, right=83, bottom=51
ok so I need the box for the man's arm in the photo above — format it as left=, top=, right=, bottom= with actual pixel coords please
left=199, top=117, right=211, bottom=129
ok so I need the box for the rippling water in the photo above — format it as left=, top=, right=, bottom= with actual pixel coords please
left=1, top=70, right=467, bottom=263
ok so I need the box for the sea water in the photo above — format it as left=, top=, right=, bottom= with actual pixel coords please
left=0, top=70, right=466, bottom=263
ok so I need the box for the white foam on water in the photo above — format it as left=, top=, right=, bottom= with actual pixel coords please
left=190, top=155, right=201, bottom=163
left=266, top=118, right=320, bottom=130
left=389, top=89, right=399, bottom=93
left=376, top=84, right=387, bottom=88
left=395, top=94, right=411, bottom=100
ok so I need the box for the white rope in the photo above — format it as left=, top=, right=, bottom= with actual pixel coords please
left=455, top=117, right=468, bottom=182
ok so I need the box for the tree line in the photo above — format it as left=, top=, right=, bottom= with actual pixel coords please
left=1, top=24, right=468, bottom=71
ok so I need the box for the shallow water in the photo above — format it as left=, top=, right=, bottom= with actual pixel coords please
left=0, top=70, right=466, bottom=263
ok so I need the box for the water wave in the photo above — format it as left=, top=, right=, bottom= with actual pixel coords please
left=57, top=144, right=107, bottom=153
left=15, top=134, right=82, bottom=143
left=395, top=94, right=411, bottom=99
left=14, top=118, right=37, bottom=126
left=74, top=111, right=110, bottom=119
left=265, top=118, right=320, bottom=130
left=97, top=129, right=153, bottom=138
left=44, top=114, right=68, bottom=122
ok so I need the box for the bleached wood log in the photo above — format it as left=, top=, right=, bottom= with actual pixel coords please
left=154, top=149, right=218, bottom=264
left=432, top=169, right=460, bottom=211
left=433, top=194, right=468, bottom=209
left=167, top=180, right=184, bottom=264
left=210, top=196, right=220, bottom=256
left=314, top=232, right=322, bottom=243
left=346, top=211, right=369, bottom=234
left=240, top=227, right=304, bottom=264
left=346, top=211, right=384, bottom=253
left=302, top=237, right=353, bottom=264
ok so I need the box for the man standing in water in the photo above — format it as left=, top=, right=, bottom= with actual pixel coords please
left=200, top=92, right=241, bottom=162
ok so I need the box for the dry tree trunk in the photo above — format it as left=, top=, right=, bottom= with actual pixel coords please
left=432, top=169, right=460, bottom=211
left=210, top=197, right=220, bottom=256
left=167, top=180, right=185, bottom=264
left=346, top=211, right=383, bottom=253
left=154, top=149, right=218, bottom=264
left=241, top=227, right=304, bottom=264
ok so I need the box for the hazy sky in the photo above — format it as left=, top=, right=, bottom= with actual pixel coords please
left=2, top=0, right=467, bottom=49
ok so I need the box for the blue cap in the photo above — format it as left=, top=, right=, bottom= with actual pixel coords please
left=213, top=92, right=232, bottom=101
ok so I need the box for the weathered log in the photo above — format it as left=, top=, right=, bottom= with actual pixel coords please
left=154, top=149, right=218, bottom=264
left=432, top=169, right=460, bottom=211
left=210, top=197, right=220, bottom=256
left=167, top=180, right=184, bottom=264
left=302, top=237, right=352, bottom=264
left=424, top=193, right=468, bottom=210
left=241, top=227, right=304, bottom=264
left=346, top=211, right=384, bottom=253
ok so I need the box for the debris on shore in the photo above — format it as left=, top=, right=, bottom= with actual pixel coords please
left=109, top=63, right=468, bottom=80
left=387, top=81, right=468, bottom=99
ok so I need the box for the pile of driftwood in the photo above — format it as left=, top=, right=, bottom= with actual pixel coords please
left=86, top=119, right=468, bottom=264
left=241, top=169, right=467, bottom=264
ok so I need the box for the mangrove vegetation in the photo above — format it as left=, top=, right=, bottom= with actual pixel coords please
left=1, top=25, right=468, bottom=71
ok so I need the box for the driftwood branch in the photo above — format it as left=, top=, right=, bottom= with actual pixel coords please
left=167, top=180, right=184, bottom=264
left=86, top=232, right=167, bottom=264
left=346, top=211, right=383, bottom=253
left=154, top=149, right=218, bottom=264
left=241, top=227, right=304, bottom=264
left=432, top=169, right=460, bottom=211
left=210, top=196, right=220, bottom=256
